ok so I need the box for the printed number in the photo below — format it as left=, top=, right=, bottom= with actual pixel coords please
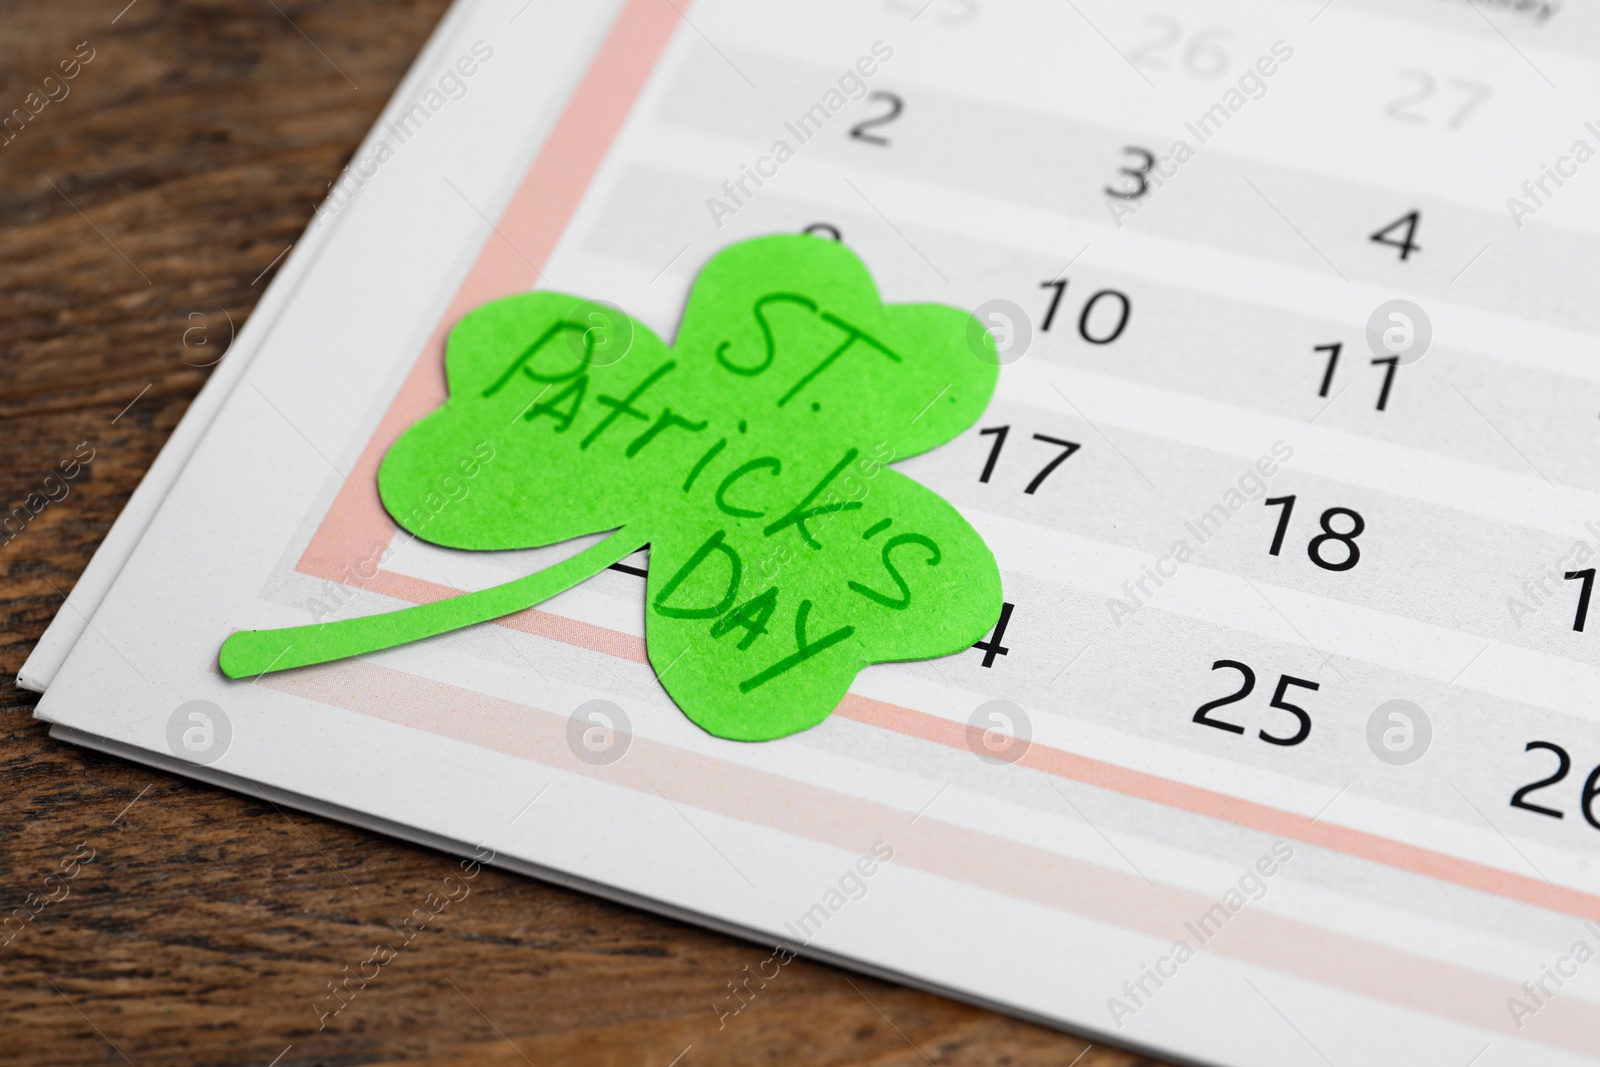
left=1385, top=70, right=1491, bottom=130
left=978, top=425, right=1081, bottom=494
left=1511, top=742, right=1600, bottom=830
left=850, top=91, right=904, bottom=147
left=1370, top=357, right=1398, bottom=412
left=1262, top=675, right=1319, bottom=746
left=885, top=0, right=976, bottom=23
left=1370, top=211, right=1422, bottom=260
left=1038, top=279, right=1132, bottom=344
left=1105, top=146, right=1156, bottom=200
left=1192, top=660, right=1318, bottom=746
left=1193, top=660, right=1253, bottom=734
left=973, top=601, right=1014, bottom=667
left=1315, top=342, right=1399, bottom=411
left=802, top=222, right=842, bottom=241
left=1264, top=496, right=1365, bottom=572
left=1565, top=568, right=1594, bottom=632
left=977, top=426, right=1007, bottom=482
left=1315, top=342, right=1340, bottom=398
left=1129, top=17, right=1232, bottom=78
left=1309, top=508, right=1365, bottom=571
left=1511, top=741, right=1572, bottom=820
left=1264, top=496, right=1295, bottom=556
left=1589, top=766, right=1600, bottom=830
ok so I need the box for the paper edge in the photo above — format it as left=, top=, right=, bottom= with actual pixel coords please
left=46, top=720, right=1203, bottom=1067
left=17, top=0, right=491, bottom=695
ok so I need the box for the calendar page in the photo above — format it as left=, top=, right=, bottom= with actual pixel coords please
left=29, top=0, right=1600, bottom=1063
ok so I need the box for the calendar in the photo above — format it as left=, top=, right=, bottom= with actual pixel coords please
left=23, top=0, right=1600, bottom=1063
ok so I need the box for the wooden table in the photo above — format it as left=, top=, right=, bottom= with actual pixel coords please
left=0, top=3, right=1175, bottom=1064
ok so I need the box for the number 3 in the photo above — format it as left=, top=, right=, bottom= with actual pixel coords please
left=1105, top=146, right=1156, bottom=200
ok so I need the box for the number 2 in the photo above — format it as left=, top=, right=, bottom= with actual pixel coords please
left=1511, top=741, right=1571, bottom=819
left=1193, top=660, right=1253, bottom=734
left=850, top=91, right=904, bottom=147
left=1386, top=70, right=1435, bottom=124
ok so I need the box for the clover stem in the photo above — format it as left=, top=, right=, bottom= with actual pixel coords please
left=218, top=528, right=649, bottom=679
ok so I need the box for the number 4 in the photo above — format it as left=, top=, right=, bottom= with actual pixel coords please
left=1371, top=210, right=1422, bottom=260
left=973, top=602, right=1015, bottom=667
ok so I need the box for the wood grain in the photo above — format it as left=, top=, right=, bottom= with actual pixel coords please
left=0, top=2, right=1177, bottom=1063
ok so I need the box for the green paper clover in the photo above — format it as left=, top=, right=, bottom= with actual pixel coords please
left=221, top=234, right=1003, bottom=741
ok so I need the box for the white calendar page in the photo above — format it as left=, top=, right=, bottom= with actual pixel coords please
left=28, top=0, right=1600, bottom=1063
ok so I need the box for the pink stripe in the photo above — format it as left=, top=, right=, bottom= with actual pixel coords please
left=298, top=0, right=682, bottom=582
left=304, top=546, right=1600, bottom=930
left=262, top=661, right=1600, bottom=1056
left=837, top=695, right=1600, bottom=924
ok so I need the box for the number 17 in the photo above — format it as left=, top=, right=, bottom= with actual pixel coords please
left=978, top=426, right=1082, bottom=494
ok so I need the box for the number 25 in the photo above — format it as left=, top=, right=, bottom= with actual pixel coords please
left=1193, top=660, right=1319, bottom=746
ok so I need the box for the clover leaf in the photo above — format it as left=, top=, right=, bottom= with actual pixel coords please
left=220, top=234, right=1003, bottom=741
